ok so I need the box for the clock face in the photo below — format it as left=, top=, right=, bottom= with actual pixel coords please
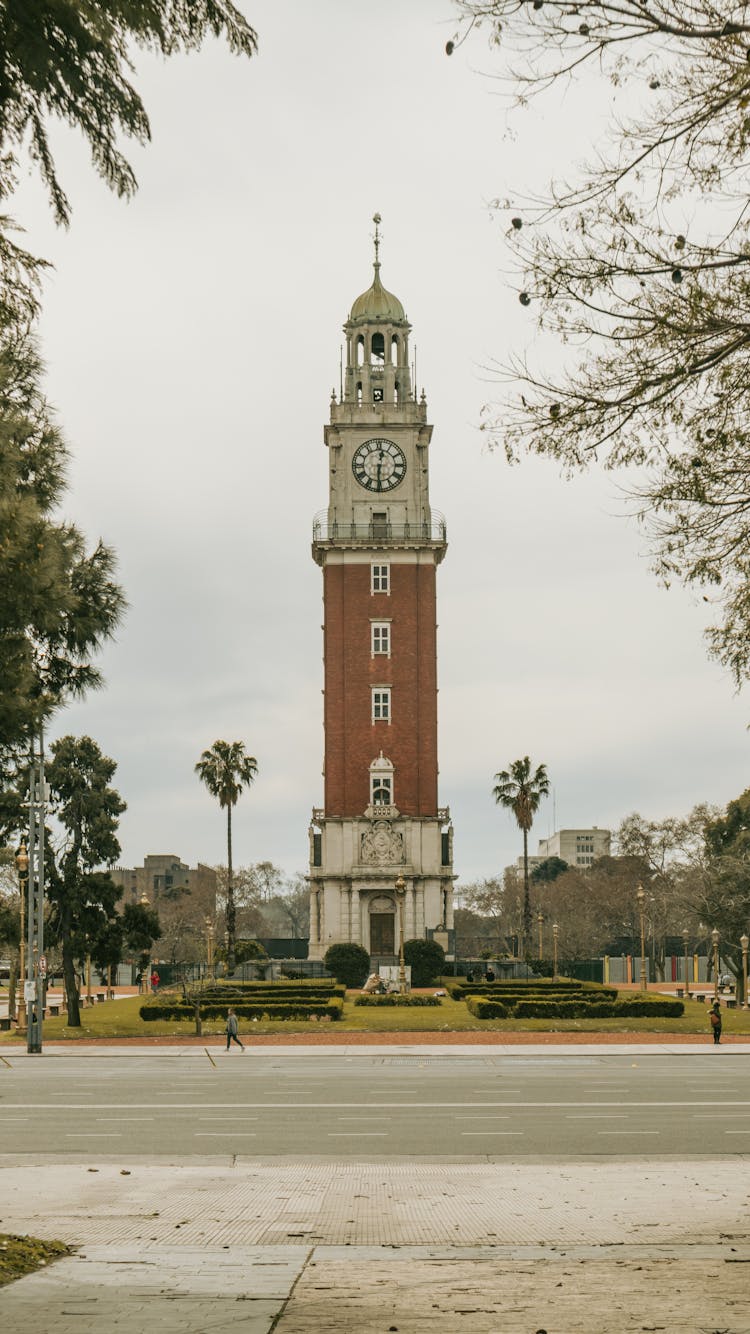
left=352, top=438, right=407, bottom=492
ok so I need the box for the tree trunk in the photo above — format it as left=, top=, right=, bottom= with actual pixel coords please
left=226, top=802, right=235, bottom=975
left=7, top=955, right=16, bottom=1013
left=61, top=933, right=80, bottom=1024
left=522, top=826, right=532, bottom=956
left=194, top=999, right=202, bottom=1036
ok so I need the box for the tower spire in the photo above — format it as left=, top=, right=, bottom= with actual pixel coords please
left=372, top=211, right=381, bottom=274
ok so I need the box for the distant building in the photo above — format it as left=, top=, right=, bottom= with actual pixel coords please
left=507, top=827, right=611, bottom=879
left=537, top=828, right=611, bottom=869
left=110, top=855, right=217, bottom=907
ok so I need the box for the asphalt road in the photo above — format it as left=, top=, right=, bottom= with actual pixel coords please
left=1, top=1052, right=748, bottom=1157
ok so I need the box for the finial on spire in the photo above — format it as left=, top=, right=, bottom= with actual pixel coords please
left=372, top=212, right=382, bottom=272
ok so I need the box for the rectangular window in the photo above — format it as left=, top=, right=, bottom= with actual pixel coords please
left=371, top=774, right=393, bottom=806
left=371, top=563, right=390, bottom=594
left=372, top=688, right=391, bottom=722
left=371, top=622, right=390, bottom=656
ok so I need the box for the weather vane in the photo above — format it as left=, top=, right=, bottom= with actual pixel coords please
left=373, top=211, right=381, bottom=268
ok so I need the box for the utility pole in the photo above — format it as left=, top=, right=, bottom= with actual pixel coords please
left=26, top=731, right=46, bottom=1054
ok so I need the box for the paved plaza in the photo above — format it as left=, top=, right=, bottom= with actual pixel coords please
left=1, top=1045, right=749, bottom=1331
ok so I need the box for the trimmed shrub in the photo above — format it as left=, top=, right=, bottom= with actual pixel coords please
left=140, top=998, right=344, bottom=1022
left=354, top=994, right=442, bottom=1007
left=464, top=997, right=510, bottom=1019
left=323, top=943, right=370, bottom=989
left=512, top=997, right=684, bottom=1019
left=403, top=938, right=446, bottom=986
left=447, top=981, right=614, bottom=1001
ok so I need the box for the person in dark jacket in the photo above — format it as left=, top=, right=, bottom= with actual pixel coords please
left=225, top=1008, right=245, bottom=1052
left=709, top=1000, right=722, bottom=1045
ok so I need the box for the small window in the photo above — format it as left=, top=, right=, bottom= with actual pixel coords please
left=371, top=332, right=385, bottom=363
left=373, top=386, right=384, bottom=402
left=371, top=622, right=390, bottom=656
left=372, top=776, right=392, bottom=805
left=372, top=688, right=391, bottom=722
left=371, top=563, right=389, bottom=593
left=372, top=511, right=388, bottom=539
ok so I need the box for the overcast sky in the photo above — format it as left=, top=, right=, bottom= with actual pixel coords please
left=14, top=0, right=748, bottom=886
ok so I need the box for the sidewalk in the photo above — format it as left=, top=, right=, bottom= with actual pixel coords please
left=1, top=1159, right=749, bottom=1332
left=4, top=1038, right=750, bottom=1057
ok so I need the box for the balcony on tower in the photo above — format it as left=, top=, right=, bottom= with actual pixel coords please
left=312, top=508, right=447, bottom=565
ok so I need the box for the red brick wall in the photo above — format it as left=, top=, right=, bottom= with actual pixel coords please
left=323, top=559, right=438, bottom=817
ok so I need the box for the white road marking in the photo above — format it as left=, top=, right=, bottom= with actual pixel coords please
left=5, top=1099, right=750, bottom=1110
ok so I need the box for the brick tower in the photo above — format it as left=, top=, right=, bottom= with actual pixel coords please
left=308, top=218, right=454, bottom=966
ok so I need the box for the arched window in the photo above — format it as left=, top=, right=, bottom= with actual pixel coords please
left=370, top=752, right=394, bottom=807
left=391, top=333, right=400, bottom=363
left=371, top=332, right=385, bottom=363
left=394, top=379, right=400, bottom=405
left=356, top=381, right=363, bottom=405
left=357, top=335, right=365, bottom=367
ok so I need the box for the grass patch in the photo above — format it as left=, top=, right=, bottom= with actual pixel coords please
left=0, top=1234, right=71, bottom=1287
left=1, top=989, right=749, bottom=1039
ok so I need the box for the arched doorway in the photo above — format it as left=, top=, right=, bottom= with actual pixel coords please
left=368, top=895, right=395, bottom=956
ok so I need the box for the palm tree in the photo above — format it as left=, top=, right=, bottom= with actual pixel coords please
left=493, top=757, right=550, bottom=956
left=195, top=740, right=258, bottom=974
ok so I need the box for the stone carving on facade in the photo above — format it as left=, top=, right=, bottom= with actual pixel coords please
left=361, top=819, right=405, bottom=867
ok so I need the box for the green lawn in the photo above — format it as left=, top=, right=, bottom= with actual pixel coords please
left=2, top=989, right=749, bottom=1039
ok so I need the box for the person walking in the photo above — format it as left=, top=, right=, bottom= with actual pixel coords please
left=225, top=1007, right=245, bottom=1052
left=709, top=999, right=722, bottom=1045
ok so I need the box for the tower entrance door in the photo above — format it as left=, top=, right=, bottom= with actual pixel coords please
left=369, top=912, right=395, bottom=955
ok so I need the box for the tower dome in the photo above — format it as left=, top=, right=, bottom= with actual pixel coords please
left=348, top=214, right=407, bottom=325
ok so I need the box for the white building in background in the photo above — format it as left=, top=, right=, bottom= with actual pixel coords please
left=507, top=827, right=612, bottom=879
left=537, top=828, right=611, bottom=868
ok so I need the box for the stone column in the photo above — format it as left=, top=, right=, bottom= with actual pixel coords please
left=309, top=888, right=319, bottom=950
left=351, top=886, right=361, bottom=944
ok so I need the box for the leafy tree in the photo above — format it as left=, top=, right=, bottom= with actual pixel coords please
left=492, top=757, right=549, bottom=953
left=45, top=735, right=126, bottom=1026
left=531, top=856, right=568, bottom=884
left=265, top=876, right=310, bottom=939
left=195, top=740, right=258, bottom=974
left=0, top=0, right=258, bottom=226
left=403, top=938, right=446, bottom=987
left=0, top=331, right=125, bottom=787
left=451, top=1, right=750, bottom=682
left=698, top=788, right=750, bottom=1003
left=618, top=808, right=716, bottom=978
left=323, top=942, right=369, bottom=989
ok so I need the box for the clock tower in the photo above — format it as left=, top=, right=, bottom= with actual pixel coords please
left=308, top=218, right=454, bottom=966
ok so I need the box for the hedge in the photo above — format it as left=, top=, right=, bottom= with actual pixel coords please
left=186, top=985, right=345, bottom=1003
left=511, top=998, right=684, bottom=1019
left=140, top=999, right=344, bottom=1022
left=458, top=988, right=618, bottom=1007
left=446, top=980, right=601, bottom=1000
left=463, top=998, right=510, bottom=1019
left=353, top=994, right=442, bottom=1007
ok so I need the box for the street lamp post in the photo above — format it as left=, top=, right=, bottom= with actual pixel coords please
left=682, top=927, right=690, bottom=1000
left=712, top=928, right=720, bottom=1001
left=537, top=912, right=544, bottom=962
left=740, top=933, right=749, bottom=1011
left=139, top=892, right=151, bottom=993
left=14, top=843, right=28, bottom=1030
left=205, top=916, right=215, bottom=981
left=552, top=922, right=559, bottom=982
left=636, top=885, right=647, bottom=991
left=394, top=874, right=407, bottom=995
